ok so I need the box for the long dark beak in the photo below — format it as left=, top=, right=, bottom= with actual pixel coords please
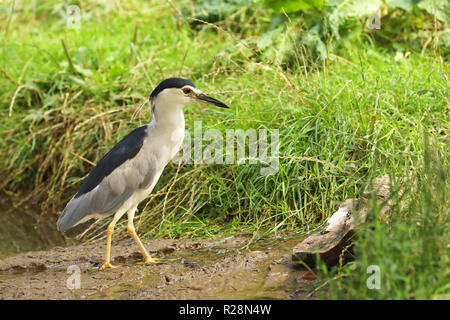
left=195, top=93, right=230, bottom=109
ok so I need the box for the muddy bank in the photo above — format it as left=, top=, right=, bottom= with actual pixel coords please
left=0, top=236, right=315, bottom=300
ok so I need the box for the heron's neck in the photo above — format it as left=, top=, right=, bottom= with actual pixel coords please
left=151, top=102, right=185, bottom=131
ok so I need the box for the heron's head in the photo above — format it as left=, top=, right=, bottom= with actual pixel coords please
left=149, top=78, right=230, bottom=112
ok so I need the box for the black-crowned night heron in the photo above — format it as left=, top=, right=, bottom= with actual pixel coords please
left=57, top=78, right=229, bottom=270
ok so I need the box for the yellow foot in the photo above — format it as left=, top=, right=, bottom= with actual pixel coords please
left=99, top=262, right=117, bottom=270
left=144, top=256, right=161, bottom=265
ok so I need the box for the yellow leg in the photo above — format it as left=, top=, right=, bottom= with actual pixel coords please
left=127, top=225, right=160, bottom=264
left=127, top=207, right=159, bottom=264
left=99, top=223, right=118, bottom=270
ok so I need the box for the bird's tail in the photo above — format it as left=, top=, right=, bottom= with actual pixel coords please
left=56, top=197, right=84, bottom=231
left=56, top=207, right=71, bottom=232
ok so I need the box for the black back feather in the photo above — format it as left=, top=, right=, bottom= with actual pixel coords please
left=74, top=125, right=148, bottom=198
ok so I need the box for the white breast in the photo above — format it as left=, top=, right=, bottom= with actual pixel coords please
left=169, top=127, right=185, bottom=159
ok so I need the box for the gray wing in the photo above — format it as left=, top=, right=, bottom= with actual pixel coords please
left=57, top=153, right=157, bottom=231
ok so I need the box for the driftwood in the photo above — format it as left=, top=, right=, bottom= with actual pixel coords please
left=292, top=175, right=392, bottom=268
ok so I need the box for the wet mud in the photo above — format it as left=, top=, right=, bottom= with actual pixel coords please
left=0, top=236, right=316, bottom=300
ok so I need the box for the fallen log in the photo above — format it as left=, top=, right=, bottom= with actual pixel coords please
left=292, top=175, right=392, bottom=268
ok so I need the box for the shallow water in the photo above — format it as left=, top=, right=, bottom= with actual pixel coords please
left=0, top=201, right=316, bottom=299
left=0, top=200, right=66, bottom=259
left=0, top=235, right=316, bottom=299
left=88, top=238, right=316, bottom=300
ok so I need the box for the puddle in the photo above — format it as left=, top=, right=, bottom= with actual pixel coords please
left=87, top=238, right=316, bottom=300
left=0, top=198, right=316, bottom=299
left=0, top=236, right=317, bottom=299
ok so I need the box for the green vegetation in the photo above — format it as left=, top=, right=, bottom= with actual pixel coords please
left=316, top=139, right=449, bottom=299
left=0, top=0, right=448, bottom=299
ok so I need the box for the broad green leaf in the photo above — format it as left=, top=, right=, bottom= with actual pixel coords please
left=264, top=0, right=326, bottom=13
left=386, top=0, right=420, bottom=12
left=418, top=0, right=449, bottom=22
left=328, top=0, right=383, bottom=38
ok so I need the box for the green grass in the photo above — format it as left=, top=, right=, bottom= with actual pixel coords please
left=0, top=0, right=448, bottom=299
left=317, top=138, right=449, bottom=299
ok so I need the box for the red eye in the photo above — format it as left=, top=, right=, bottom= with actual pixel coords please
left=183, top=88, right=191, bottom=94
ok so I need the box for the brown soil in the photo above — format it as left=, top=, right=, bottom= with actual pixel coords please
left=0, top=236, right=316, bottom=300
